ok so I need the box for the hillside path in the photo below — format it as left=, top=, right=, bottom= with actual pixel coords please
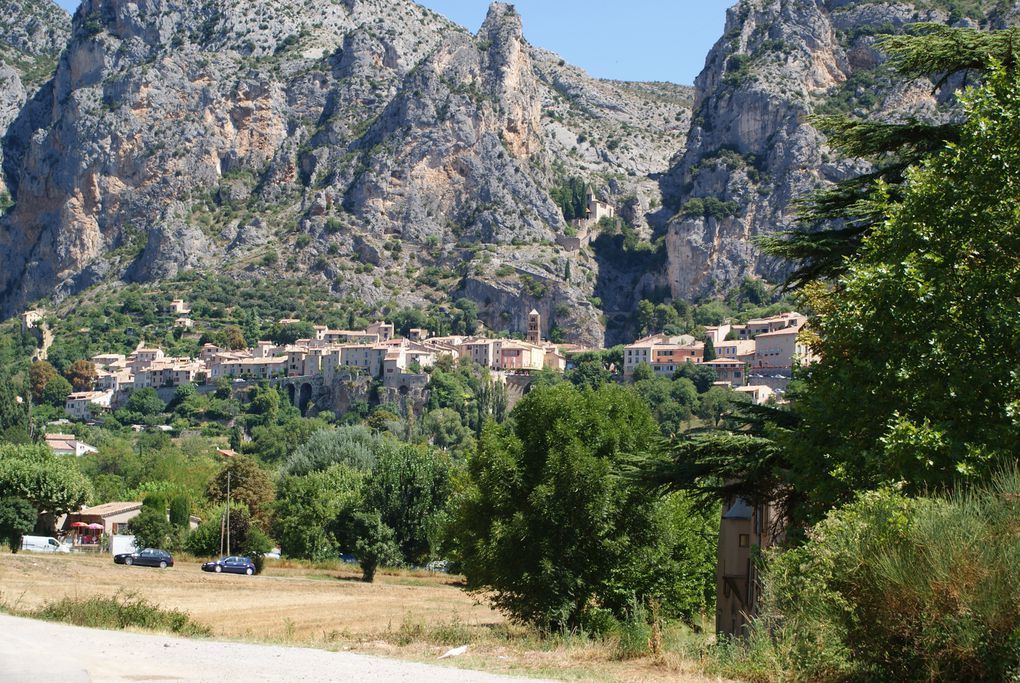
left=0, top=614, right=552, bottom=683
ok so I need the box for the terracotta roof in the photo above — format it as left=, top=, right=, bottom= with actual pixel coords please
left=754, top=328, right=801, bottom=339
left=75, top=502, right=142, bottom=517
left=66, top=391, right=109, bottom=400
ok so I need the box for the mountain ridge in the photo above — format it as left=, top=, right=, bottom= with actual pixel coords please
left=659, top=0, right=1018, bottom=299
left=0, top=0, right=691, bottom=346
left=2, top=0, right=1014, bottom=343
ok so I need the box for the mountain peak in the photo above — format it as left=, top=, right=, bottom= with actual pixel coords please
left=479, top=2, right=522, bottom=37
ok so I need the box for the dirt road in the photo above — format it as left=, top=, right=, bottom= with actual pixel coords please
left=0, top=614, right=550, bottom=683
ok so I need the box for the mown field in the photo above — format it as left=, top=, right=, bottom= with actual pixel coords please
left=0, top=552, right=725, bottom=682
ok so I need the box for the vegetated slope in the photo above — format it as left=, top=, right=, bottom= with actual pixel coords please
left=0, top=0, right=69, bottom=203
left=0, top=0, right=693, bottom=346
left=660, top=0, right=1018, bottom=299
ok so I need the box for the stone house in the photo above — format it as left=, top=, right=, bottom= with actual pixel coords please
left=45, top=433, right=97, bottom=457
left=716, top=497, right=784, bottom=636
left=736, top=312, right=806, bottom=340
left=734, top=384, right=776, bottom=405
left=715, top=339, right=756, bottom=363
left=63, top=501, right=201, bottom=536
left=702, top=358, right=748, bottom=387
left=497, top=340, right=546, bottom=371
left=64, top=391, right=113, bottom=420
left=752, top=327, right=814, bottom=370
left=623, top=334, right=697, bottom=376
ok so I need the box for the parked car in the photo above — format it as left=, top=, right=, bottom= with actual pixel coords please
left=201, top=556, right=256, bottom=575
left=114, top=548, right=174, bottom=568
left=20, top=535, right=71, bottom=553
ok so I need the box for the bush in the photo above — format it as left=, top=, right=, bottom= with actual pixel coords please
left=168, top=495, right=191, bottom=529
left=732, top=472, right=1020, bottom=682
left=129, top=506, right=173, bottom=549
left=353, top=511, right=401, bottom=583
left=32, top=592, right=210, bottom=636
left=187, top=505, right=271, bottom=564
left=125, top=388, right=166, bottom=416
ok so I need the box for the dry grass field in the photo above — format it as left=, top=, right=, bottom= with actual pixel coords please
left=0, top=552, right=727, bottom=682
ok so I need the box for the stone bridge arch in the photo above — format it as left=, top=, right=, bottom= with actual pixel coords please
left=272, top=376, right=327, bottom=417
left=298, top=382, right=312, bottom=416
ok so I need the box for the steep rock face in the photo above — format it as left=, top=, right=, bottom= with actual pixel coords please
left=662, top=0, right=1012, bottom=299
left=1, top=0, right=454, bottom=308
left=0, top=0, right=693, bottom=345
left=0, top=0, right=69, bottom=204
left=338, top=4, right=558, bottom=244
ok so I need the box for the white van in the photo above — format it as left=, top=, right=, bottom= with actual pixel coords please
left=20, top=536, right=71, bottom=553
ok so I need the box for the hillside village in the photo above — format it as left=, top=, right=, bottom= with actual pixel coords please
left=51, top=301, right=812, bottom=427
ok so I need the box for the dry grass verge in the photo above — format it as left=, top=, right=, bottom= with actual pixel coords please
left=0, top=552, right=729, bottom=682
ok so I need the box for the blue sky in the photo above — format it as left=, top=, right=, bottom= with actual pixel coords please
left=53, top=0, right=733, bottom=84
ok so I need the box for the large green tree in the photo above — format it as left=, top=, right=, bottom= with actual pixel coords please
left=783, top=61, right=1020, bottom=517
left=0, top=368, right=30, bottom=443
left=281, top=425, right=380, bottom=476
left=0, top=497, right=37, bottom=552
left=0, top=444, right=93, bottom=516
left=207, top=455, right=275, bottom=530
left=272, top=464, right=365, bottom=560
left=365, top=443, right=454, bottom=566
left=448, top=383, right=716, bottom=630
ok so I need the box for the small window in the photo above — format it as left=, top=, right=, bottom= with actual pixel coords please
left=738, top=534, right=750, bottom=548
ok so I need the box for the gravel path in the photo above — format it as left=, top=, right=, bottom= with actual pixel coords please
left=0, top=614, right=551, bottom=683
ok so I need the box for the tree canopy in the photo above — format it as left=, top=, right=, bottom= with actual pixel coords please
left=0, top=444, right=93, bottom=516
left=448, top=383, right=716, bottom=630
left=207, top=455, right=275, bottom=530
left=782, top=61, right=1020, bottom=517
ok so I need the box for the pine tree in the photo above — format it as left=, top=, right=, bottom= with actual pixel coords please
left=632, top=25, right=1020, bottom=525
left=764, top=25, right=1020, bottom=289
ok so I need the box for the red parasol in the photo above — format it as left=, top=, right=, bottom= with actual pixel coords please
left=70, top=521, right=88, bottom=528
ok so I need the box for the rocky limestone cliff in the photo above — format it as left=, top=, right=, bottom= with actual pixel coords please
left=661, top=0, right=1017, bottom=299
left=0, top=0, right=69, bottom=204
left=0, top=0, right=692, bottom=347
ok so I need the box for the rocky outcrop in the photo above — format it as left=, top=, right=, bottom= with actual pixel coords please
left=0, top=0, right=69, bottom=205
left=661, top=0, right=1011, bottom=299
left=0, top=0, right=692, bottom=345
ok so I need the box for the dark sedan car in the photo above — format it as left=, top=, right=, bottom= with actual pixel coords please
left=114, top=548, right=174, bottom=568
left=201, top=556, right=256, bottom=575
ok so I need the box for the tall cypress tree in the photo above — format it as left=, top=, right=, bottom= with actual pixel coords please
left=702, top=336, right=716, bottom=362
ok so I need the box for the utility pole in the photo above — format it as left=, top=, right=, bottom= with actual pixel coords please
left=226, top=470, right=231, bottom=556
